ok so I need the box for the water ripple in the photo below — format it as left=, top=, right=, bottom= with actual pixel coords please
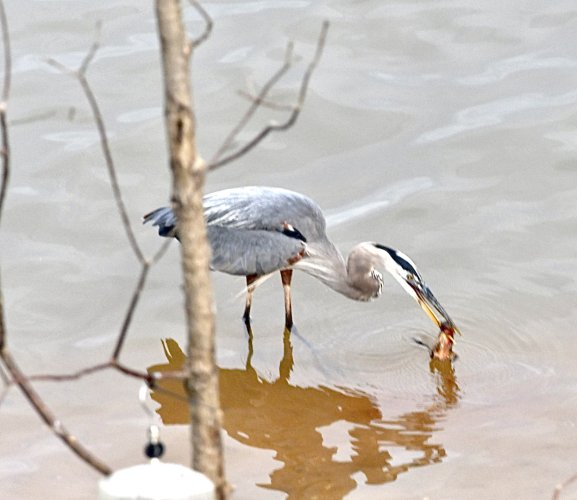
left=458, top=52, right=577, bottom=86
left=200, top=1, right=311, bottom=17
left=416, top=89, right=577, bottom=143
left=325, top=177, right=434, bottom=228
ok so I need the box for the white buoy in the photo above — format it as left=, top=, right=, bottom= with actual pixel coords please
left=100, top=385, right=215, bottom=499
left=98, top=460, right=215, bottom=500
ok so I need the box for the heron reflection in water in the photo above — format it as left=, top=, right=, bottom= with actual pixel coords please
left=144, top=186, right=459, bottom=357
left=148, top=334, right=459, bottom=498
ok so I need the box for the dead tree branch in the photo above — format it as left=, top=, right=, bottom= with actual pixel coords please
left=209, top=20, right=329, bottom=170
left=27, top=360, right=152, bottom=385
left=1, top=350, right=112, bottom=475
left=155, top=0, right=227, bottom=497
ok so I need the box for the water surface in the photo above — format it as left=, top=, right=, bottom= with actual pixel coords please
left=2, top=1, right=577, bottom=499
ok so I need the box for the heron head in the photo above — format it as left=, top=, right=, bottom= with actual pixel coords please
left=372, top=244, right=460, bottom=334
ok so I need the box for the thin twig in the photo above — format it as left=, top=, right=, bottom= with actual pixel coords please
left=188, top=0, right=213, bottom=49
left=113, top=360, right=153, bottom=381
left=28, top=358, right=160, bottom=385
left=28, top=360, right=153, bottom=384
left=79, top=21, right=101, bottom=76
left=0, top=0, right=11, bottom=354
left=209, top=41, right=295, bottom=168
left=209, top=21, right=329, bottom=170
left=0, top=362, right=11, bottom=406
left=28, top=362, right=113, bottom=382
left=28, top=363, right=186, bottom=384
left=0, top=0, right=11, bottom=225
left=553, top=472, right=577, bottom=500
left=1, top=350, right=112, bottom=475
left=46, top=26, right=145, bottom=264
left=0, top=287, right=5, bottom=352
left=0, top=1, right=9, bottom=105
left=0, top=360, right=9, bottom=383
left=237, top=89, right=294, bottom=111
left=112, top=263, right=150, bottom=360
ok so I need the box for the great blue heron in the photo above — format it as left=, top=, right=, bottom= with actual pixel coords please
left=144, top=186, right=459, bottom=335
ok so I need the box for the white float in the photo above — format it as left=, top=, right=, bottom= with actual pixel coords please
left=98, top=460, right=215, bottom=500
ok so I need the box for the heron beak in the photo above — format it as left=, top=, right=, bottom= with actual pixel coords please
left=374, top=244, right=461, bottom=335
left=409, top=280, right=461, bottom=335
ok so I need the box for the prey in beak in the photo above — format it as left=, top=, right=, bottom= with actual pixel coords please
left=407, top=275, right=460, bottom=361
left=409, top=278, right=461, bottom=336
left=375, top=244, right=460, bottom=360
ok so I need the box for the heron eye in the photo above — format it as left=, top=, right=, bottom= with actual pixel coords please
left=406, top=273, right=415, bottom=281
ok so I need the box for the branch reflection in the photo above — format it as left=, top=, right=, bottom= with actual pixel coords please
left=148, top=331, right=459, bottom=498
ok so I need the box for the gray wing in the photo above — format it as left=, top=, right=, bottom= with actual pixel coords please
left=203, top=186, right=327, bottom=241
left=144, top=186, right=325, bottom=276
left=208, top=226, right=305, bottom=275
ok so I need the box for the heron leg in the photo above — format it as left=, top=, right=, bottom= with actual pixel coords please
left=243, top=274, right=258, bottom=326
left=280, top=269, right=293, bottom=329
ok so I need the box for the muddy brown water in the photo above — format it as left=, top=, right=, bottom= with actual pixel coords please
left=2, top=1, right=577, bottom=499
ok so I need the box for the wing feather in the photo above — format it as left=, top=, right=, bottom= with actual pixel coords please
left=204, top=186, right=326, bottom=241
left=208, top=226, right=305, bottom=275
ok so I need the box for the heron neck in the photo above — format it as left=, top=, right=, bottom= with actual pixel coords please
left=296, top=241, right=375, bottom=301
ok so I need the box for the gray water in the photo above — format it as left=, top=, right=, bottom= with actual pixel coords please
left=1, top=1, right=577, bottom=499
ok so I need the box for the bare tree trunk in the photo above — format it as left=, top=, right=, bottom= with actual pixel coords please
left=154, top=1, right=226, bottom=497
